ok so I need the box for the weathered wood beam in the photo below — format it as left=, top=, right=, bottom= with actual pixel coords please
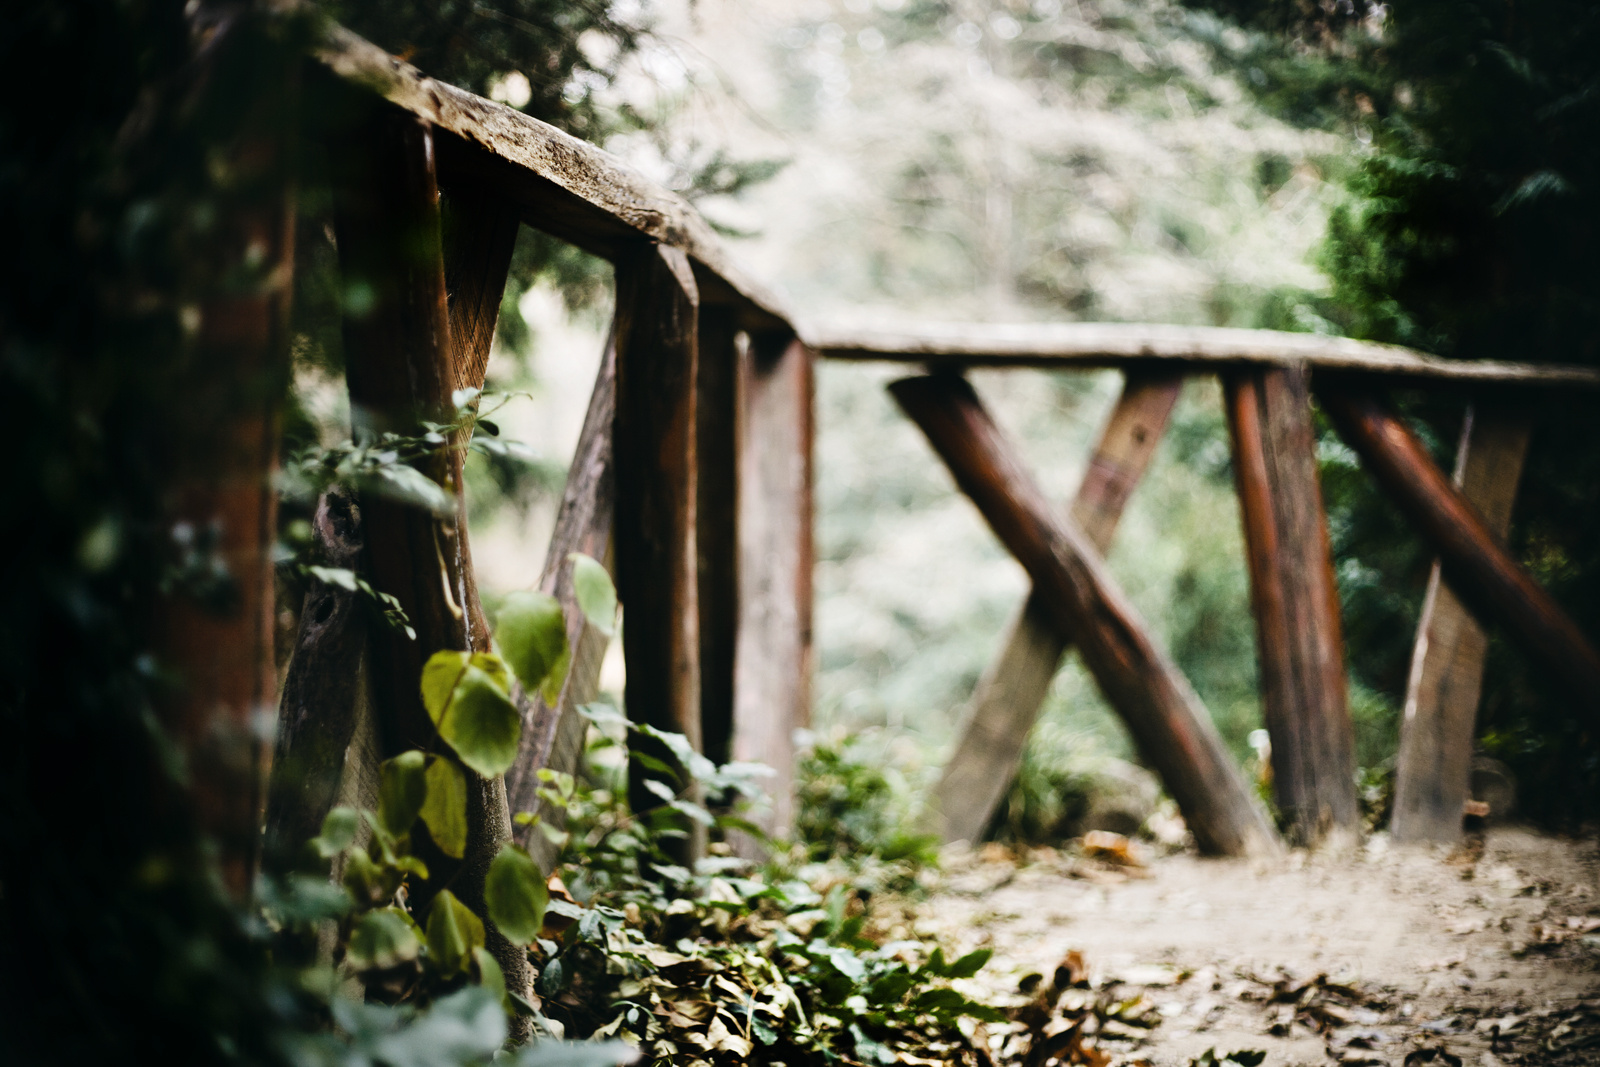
left=697, top=308, right=741, bottom=767
left=505, top=334, right=618, bottom=872
left=1225, top=365, right=1357, bottom=848
left=934, top=370, right=1183, bottom=844
left=333, top=109, right=531, bottom=1020
left=613, top=242, right=704, bottom=859
left=313, top=25, right=794, bottom=330
left=815, top=321, right=1600, bottom=389
left=1391, top=407, right=1532, bottom=844
left=733, top=331, right=816, bottom=839
left=1318, top=385, right=1600, bottom=712
left=891, top=374, right=1280, bottom=858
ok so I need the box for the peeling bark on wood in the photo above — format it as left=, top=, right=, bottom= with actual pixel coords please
left=892, top=374, right=1280, bottom=858
left=1225, top=365, right=1357, bottom=848
left=265, top=489, right=370, bottom=875
left=1392, top=408, right=1532, bottom=844
left=1319, top=385, right=1600, bottom=713
left=934, top=370, right=1182, bottom=845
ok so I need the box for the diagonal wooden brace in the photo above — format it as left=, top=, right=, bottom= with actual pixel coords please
left=891, top=374, right=1280, bottom=858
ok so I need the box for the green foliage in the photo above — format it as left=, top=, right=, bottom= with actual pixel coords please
left=486, top=845, right=550, bottom=947
left=569, top=553, right=619, bottom=637
left=497, top=592, right=573, bottom=704
left=422, top=651, right=524, bottom=778
left=794, top=731, right=939, bottom=873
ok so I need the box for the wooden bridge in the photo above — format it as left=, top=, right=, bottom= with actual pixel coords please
left=163, top=13, right=1600, bottom=1004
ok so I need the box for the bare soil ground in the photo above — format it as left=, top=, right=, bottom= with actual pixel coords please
left=912, top=828, right=1600, bottom=1066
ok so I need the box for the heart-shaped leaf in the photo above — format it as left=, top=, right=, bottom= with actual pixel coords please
left=377, top=750, right=428, bottom=838
left=420, top=651, right=521, bottom=778
left=485, top=844, right=549, bottom=947
left=426, top=889, right=485, bottom=976
left=568, top=553, right=617, bottom=637
left=419, top=756, right=468, bottom=859
left=495, top=591, right=570, bottom=702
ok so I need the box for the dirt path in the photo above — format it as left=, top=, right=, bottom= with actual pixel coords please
left=914, top=829, right=1600, bottom=1066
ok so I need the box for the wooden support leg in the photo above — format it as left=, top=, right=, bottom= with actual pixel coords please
left=1318, top=385, right=1600, bottom=712
left=891, top=374, right=1280, bottom=858
left=733, top=331, right=815, bottom=839
left=1391, top=408, right=1531, bottom=843
left=332, top=109, right=531, bottom=1021
left=504, top=335, right=617, bottom=871
left=613, top=242, right=704, bottom=859
left=697, top=308, right=741, bottom=768
left=934, top=370, right=1182, bottom=844
left=1224, top=364, right=1358, bottom=848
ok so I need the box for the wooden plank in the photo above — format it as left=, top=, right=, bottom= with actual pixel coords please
left=334, top=110, right=530, bottom=1022
left=934, top=370, right=1183, bottom=844
left=264, top=489, right=370, bottom=876
left=1391, top=408, right=1532, bottom=844
left=313, top=25, right=794, bottom=330
left=812, top=321, right=1600, bottom=388
left=1318, top=385, right=1600, bottom=710
left=440, top=192, right=521, bottom=395
left=733, top=331, right=816, bottom=838
left=505, top=334, right=618, bottom=872
left=1225, top=366, right=1358, bottom=847
left=891, top=374, right=1280, bottom=858
left=613, top=242, right=704, bottom=858
left=697, top=308, right=741, bottom=767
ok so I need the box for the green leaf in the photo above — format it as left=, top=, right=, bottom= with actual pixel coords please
left=311, top=806, right=359, bottom=858
left=377, top=751, right=428, bottom=838
left=346, top=908, right=421, bottom=971
left=943, top=948, right=992, bottom=979
left=421, top=650, right=520, bottom=777
left=358, top=463, right=455, bottom=517
left=512, top=1040, right=641, bottom=1067
left=485, top=844, right=549, bottom=946
left=436, top=666, right=522, bottom=777
left=419, top=756, right=468, bottom=858
left=568, top=553, right=617, bottom=636
left=474, top=946, right=506, bottom=1001
left=426, top=889, right=485, bottom=976
left=495, top=591, right=570, bottom=702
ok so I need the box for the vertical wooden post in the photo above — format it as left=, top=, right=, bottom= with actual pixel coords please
left=892, top=374, right=1280, bottom=858
left=155, top=48, right=297, bottom=899
left=334, top=110, right=531, bottom=1021
left=697, top=307, right=741, bottom=767
left=505, top=336, right=617, bottom=872
left=934, top=370, right=1183, bottom=844
left=733, top=330, right=815, bottom=839
left=613, top=242, right=703, bottom=855
left=1224, top=364, right=1358, bottom=847
left=1391, top=407, right=1531, bottom=843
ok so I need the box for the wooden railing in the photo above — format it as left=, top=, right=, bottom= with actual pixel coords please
left=166, top=17, right=1600, bottom=991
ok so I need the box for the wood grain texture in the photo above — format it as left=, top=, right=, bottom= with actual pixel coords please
left=613, top=242, right=704, bottom=857
left=440, top=192, right=521, bottom=397
left=814, top=321, right=1600, bottom=388
left=1392, top=409, right=1532, bottom=844
left=314, top=24, right=794, bottom=330
left=697, top=308, right=741, bottom=767
left=1319, top=386, right=1600, bottom=711
left=334, top=111, right=530, bottom=1021
left=265, top=489, right=369, bottom=876
left=934, top=370, right=1183, bottom=844
left=733, top=331, right=816, bottom=838
left=505, top=335, right=618, bottom=872
left=892, top=374, right=1280, bottom=858
left=1225, top=365, right=1357, bottom=847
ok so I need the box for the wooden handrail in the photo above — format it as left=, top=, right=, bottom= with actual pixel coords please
left=813, top=321, right=1600, bottom=387
left=313, top=25, right=797, bottom=331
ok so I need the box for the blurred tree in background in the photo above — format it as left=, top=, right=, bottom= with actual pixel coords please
left=1185, top=0, right=1600, bottom=825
